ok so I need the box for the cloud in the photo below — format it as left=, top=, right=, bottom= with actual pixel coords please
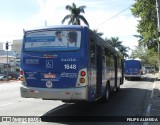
left=0, top=0, right=138, bottom=50
left=24, top=0, right=75, bottom=27
left=0, top=20, right=23, bottom=43
left=26, top=0, right=139, bottom=49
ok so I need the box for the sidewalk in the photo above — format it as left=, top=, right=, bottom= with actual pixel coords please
left=148, top=73, right=160, bottom=125
left=0, top=79, right=20, bottom=84
left=151, top=73, right=160, bottom=116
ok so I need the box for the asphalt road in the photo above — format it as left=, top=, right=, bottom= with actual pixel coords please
left=0, top=74, right=158, bottom=125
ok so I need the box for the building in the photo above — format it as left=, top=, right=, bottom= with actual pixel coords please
left=11, top=39, right=22, bottom=57
left=0, top=51, right=19, bottom=76
left=0, top=39, right=22, bottom=77
left=0, top=55, right=16, bottom=75
left=0, top=42, right=3, bottom=50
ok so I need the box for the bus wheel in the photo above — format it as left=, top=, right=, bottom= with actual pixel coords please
left=105, top=84, right=110, bottom=101
left=116, top=86, right=120, bottom=92
left=98, top=83, right=110, bottom=103
left=116, top=78, right=121, bottom=92
left=101, top=83, right=110, bottom=103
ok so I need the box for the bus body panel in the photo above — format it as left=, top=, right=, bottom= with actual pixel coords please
left=20, top=25, right=124, bottom=102
left=124, top=60, right=142, bottom=79
left=22, top=52, right=81, bottom=88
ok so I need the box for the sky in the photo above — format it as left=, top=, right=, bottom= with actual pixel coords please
left=0, top=0, right=139, bottom=51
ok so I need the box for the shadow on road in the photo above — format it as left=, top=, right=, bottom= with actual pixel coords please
left=40, top=87, right=152, bottom=124
left=125, top=76, right=155, bottom=82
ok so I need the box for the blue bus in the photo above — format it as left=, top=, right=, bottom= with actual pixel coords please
left=20, top=25, right=124, bottom=102
left=124, top=59, right=142, bottom=80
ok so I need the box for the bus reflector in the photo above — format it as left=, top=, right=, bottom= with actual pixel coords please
left=80, top=71, right=86, bottom=76
left=20, top=77, right=24, bottom=81
left=65, top=92, right=71, bottom=94
left=30, top=90, right=34, bottom=93
left=20, top=70, right=24, bottom=75
left=80, top=78, right=85, bottom=83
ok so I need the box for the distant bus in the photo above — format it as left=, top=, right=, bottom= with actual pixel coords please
left=20, top=25, right=124, bottom=103
left=124, top=59, right=142, bottom=80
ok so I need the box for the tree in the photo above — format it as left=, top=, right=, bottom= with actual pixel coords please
left=105, top=37, right=122, bottom=49
left=130, top=45, right=158, bottom=66
left=118, top=46, right=130, bottom=58
left=62, top=3, right=89, bottom=27
left=131, top=0, right=158, bottom=50
left=130, top=45, right=146, bottom=60
left=104, top=37, right=129, bottom=58
left=92, top=29, right=103, bottom=36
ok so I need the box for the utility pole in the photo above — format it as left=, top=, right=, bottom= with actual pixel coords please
left=6, top=41, right=9, bottom=80
left=156, top=0, right=160, bottom=72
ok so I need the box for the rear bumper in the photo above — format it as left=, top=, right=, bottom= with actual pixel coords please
left=124, top=74, right=141, bottom=78
left=20, top=85, right=88, bottom=100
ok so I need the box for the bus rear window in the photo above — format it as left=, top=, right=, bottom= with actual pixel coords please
left=24, top=30, right=81, bottom=51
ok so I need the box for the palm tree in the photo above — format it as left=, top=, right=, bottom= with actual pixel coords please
left=105, top=37, right=122, bottom=49
left=104, top=37, right=129, bottom=58
left=92, top=29, right=103, bottom=36
left=118, top=46, right=130, bottom=58
left=62, top=3, right=89, bottom=27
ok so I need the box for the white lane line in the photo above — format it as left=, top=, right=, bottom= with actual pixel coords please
left=146, top=104, right=152, bottom=115
left=0, top=103, right=13, bottom=107
left=143, top=81, right=156, bottom=125
left=150, top=81, right=156, bottom=99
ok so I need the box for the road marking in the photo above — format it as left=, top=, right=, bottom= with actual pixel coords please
left=146, top=104, right=152, bottom=115
left=0, top=103, right=13, bottom=107
left=143, top=81, right=156, bottom=125
left=150, top=81, right=156, bottom=99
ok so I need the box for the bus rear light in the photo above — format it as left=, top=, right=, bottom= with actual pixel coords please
left=65, top=92, right=71, bottom=94
left=80, top=71, right=86, bottom=76
left=20, top=70, right=24, bottom=75
left=80, top=78, right=85, bottom=83
left=76, top=68, right=88, bottom=87
left=30, top=90, right=34, bottom=93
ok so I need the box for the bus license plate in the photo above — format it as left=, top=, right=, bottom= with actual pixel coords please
left=44, top=74, right=56, bottom=78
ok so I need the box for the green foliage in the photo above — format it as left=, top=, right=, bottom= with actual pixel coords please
left=92, top=29, right=104, bottom=36
left=131, top=0, right=159, bottom=67
left=62, top=3, right=129, bottom=58
left=145, top=48, right=158, bottom=66
left=61, top=3, right=89, bottom=27
left=130, top=46, right=158, bottom=66
left=104, top=37, right=129, bottom=58
left=131, top=0, right=158, bottom=51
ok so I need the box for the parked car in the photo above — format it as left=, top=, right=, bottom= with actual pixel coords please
left=0, top=76, right=8, bottom=81
left=141, top=67, right=146, bottom=75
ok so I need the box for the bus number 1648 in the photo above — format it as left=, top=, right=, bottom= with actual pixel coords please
left=64, top=64, right=76, bottom=69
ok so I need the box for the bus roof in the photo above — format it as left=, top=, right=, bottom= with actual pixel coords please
left=24, top=25, right=87, bottom=32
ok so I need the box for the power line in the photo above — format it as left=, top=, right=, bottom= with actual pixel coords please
left=96, top=7, right=131, bottom=29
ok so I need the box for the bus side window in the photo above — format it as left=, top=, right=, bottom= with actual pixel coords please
left=110, top=53, right=114, bottom=67
left=90, top=37, right=96, bottom=66
left=102, top=49, right=106, bottom=65
left=105, top=48, right=110, bottom=67
left=118, top=56, right=122, bottom=68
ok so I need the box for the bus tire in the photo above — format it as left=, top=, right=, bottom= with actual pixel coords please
left=116, top=78, right=121, bottom=92
left=105, top=83, right=110, bottom=101
left=100, top=83, right=110, bottom=103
